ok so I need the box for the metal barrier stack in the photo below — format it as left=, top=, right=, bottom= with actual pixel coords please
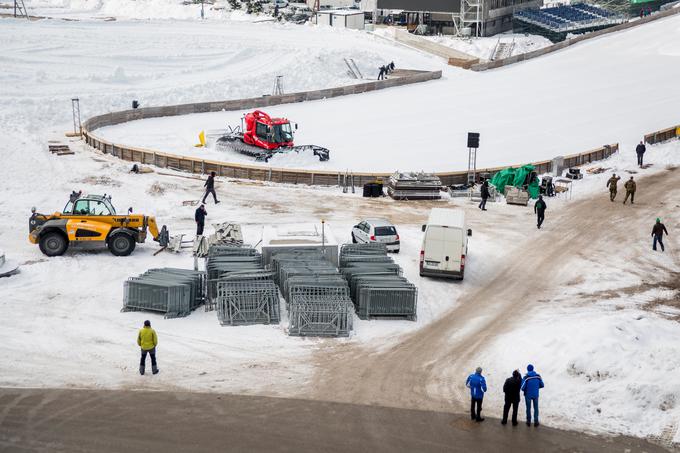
left=205, top=246, right=263, bottom=309
left=387, top=171, right=442, bottom=200
left=123, top=268, right=205, bottom=318
left=339, top=244, right=418, bottom=321
left=206, top=244, right=282, bottom=326
left=272, top=251, right=354, bottom=337
left=216, top=280, right=280, bottom=326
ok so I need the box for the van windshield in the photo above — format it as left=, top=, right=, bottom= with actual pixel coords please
left=375, top=226, right=397, bottom=236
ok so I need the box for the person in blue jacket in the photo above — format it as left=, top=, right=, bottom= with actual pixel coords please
left=466, top=367, right=487, bottom=422
left=521, top=364, right=545, bottom=427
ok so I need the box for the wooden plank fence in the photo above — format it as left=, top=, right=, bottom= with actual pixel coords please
left=80, top=70, right=679, bottom=187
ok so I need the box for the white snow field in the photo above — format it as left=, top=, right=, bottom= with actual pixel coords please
left=1, top=5, right=680, bottom=444
left=95, top=13, right=680, bottom=172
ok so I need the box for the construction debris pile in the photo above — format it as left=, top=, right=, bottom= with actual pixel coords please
left=339, top=244, right=418, bottom=320
left=272, top=250, right=354, bottom=337
left=387, top=172, right=442, bottom=200
left=123, top=268, right=206, bottom=318
left=191, top=222, right=244, bottom=257
left=0, top=250, right=19, bottom=278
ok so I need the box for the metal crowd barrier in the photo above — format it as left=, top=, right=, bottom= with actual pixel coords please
left=217, top=280, right=280, bottom=326
left=123, top=268, right=205, bottom=318
left=272, top=251, right=355, bottom=337
left=340, top=243, right=418, bottom=321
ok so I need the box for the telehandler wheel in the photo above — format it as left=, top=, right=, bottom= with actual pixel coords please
left=39, top=232, right=68, bottom=257
left=108, top=233, right=136, bottom=256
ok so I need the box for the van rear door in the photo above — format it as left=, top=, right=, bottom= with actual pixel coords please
left=423, top=226, right=462, bottom=272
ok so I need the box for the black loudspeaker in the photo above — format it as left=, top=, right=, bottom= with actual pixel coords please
left=467, top=132, right=480, bottom=148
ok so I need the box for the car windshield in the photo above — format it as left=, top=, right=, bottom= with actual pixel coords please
left=375, top=226, right=397, bottom=236
left=272, top=123, right=293, bottom=143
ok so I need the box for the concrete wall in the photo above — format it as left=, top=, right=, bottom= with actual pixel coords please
left=470, top=7, right=680, bottom=71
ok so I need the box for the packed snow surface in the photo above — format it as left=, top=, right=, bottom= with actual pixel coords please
left=96, top=14, right=680, bottom=172
left=1, top=5, right=680, bottom=444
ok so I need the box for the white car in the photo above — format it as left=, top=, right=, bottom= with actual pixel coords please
left=351, top=219, right=400, bottom=253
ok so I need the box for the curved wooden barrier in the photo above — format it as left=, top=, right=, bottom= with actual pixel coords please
left=81, top=69, right=633, bottom=186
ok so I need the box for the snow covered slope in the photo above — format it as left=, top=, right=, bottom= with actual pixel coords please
left=96, top=13, right=680, bottom=172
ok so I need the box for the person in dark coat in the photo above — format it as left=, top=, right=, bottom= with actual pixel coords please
left=636, top=141, right=646, bottom=166
left=202, top=171, right=220, bottom=204
left=465, top=367, right=487, bottom=422
left=606, top=174, right=621, bottom=202
left=623, top=176, right=636, bottom=205
left=479, top=180, right=490, bottom=211
left=389, top=61, right=395, bottom=72
left=378, top=66, right=386, bottom=80
left=652, top=218, right=669, bottom=251
left=195, top=204, right=207, bottom=236
left=502, top=370, right=522, bottom=426
left=534, top=195, right=547, bottom=229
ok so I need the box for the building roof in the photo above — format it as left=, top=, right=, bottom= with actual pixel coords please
left=316, top=9, right=364, bottom=15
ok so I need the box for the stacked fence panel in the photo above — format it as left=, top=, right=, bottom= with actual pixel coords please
left=208, top=244, right=281, bottom=326
left=217, top=280, right=280, bottom=326
left=206, top=246, right=263, bottom=309
left=272, top=251, right=354, bottom=337
left=123, top=268, right=205, bottom=318
left=387, top=172, right=442, bottom=200
left=340, top=244, right=418, bottom=321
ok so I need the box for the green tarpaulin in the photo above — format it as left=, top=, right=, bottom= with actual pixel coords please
left=490, top=164, right=540, bottom=199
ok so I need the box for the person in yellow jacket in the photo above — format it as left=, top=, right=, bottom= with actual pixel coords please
left=137, top=320, right=159, bottom=375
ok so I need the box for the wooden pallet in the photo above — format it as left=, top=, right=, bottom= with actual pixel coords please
left=48, top=144, right=74, bottom=156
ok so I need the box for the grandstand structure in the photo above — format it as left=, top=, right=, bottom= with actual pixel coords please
left=514, top=3, right=626, bottom=41
left=376, top=0, right=542, bottom=37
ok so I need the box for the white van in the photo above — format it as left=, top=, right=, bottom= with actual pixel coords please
left=419, top=208, right=471, bottom=279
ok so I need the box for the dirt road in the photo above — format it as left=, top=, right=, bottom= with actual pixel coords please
left=0, top=388, right=668, bottom=453
left=311, top=168, right=680, bottom=415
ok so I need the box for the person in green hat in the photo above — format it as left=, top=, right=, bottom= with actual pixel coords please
left=651, top=218, right=669, bottom=252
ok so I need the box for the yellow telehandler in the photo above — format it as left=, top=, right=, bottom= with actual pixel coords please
left=29, top=192, right=169, bottom=257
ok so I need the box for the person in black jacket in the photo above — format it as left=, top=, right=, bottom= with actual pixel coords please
left=636, top=141, right=646, bottom=166
left=479, top=180, right=490, bottom=211
left=502, top=370, right=522, bottom=426
left=202, top=171, right=220, bottom=204
left=534, top=195, right=547, bottom=229
left=652, top=218, right=669, bottom=252
left=195, top=204, right=207, bottom=236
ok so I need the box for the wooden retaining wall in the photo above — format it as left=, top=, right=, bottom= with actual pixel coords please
left=645, top=124, right=680, bottom=145
left=80, top=69, right=680, bottom=187
left=84, top=131, right=620, bottom=187
left=82, top=69, right=442, bottom=133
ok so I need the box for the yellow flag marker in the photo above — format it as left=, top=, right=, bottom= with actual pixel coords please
left=194, top=130, right=206, bottom=148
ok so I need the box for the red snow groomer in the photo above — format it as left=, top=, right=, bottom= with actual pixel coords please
left=215, top=110, right=330, bottom=162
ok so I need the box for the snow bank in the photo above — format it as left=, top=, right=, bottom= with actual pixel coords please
left=425, top=34, right=553, bottom=61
